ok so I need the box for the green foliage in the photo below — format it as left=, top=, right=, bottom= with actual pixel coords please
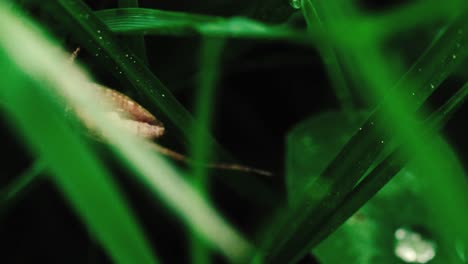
left=0, top=0, right=467, bottom=263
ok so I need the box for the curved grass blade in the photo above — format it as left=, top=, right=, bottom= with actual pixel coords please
left=0, top=6, right=159, bottom=264
left=0, top=3, right=255, bottom=262
left=95, top=8, right=312, bottom=45
left=41, top=0, right=278, bottom=205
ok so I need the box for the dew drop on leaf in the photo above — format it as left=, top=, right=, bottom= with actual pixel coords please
left=394, top=227, right=436, bottom=263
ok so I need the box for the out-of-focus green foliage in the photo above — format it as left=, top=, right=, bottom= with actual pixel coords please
left=0, top=0, right=467, bottom=263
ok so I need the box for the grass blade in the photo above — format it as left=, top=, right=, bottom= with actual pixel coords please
left=262, top=3, right=467, bottom=262
left=95, top=8, right=312, bottom=44
left=309, top=82, right=468, bottom=250
left=117, top=0, right=148, bottom=64
left=0, top=3, right=256, bottom=261
left=190, top=37, right=226, bottom=264
left=0, top=6, right=159, bottom=264
left=0, top=159, right=46, bottom=209
left=40, top=0, right=279, bottom=205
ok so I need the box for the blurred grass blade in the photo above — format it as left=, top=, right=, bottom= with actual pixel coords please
left=190, top=37, right=225, bottom=264
left=262, top=4, right=467, bottom=263
left=117, top=0, right=148, bottom=64
left=0, top=159, right=46, bottom=209
left=95, top=8, right=311, bottom=44
left=302, top=2, right=357, bottom=120
left=0, top=3, right=255, bottom=262
left=0, top=6, right=159, bottom=264
left=43, top=0, right=278, bottom=205
left=371, top=0, right=467, bottom=38
left=308, top=82, right=468, bottom=250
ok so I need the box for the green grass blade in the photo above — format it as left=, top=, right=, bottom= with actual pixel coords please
left=308, top=82, right=468, bottom=251
left=302, top=2, right=357, bottom=121
left=117, top=0, right=148, bottom=64
left=0, top=159, right=46, bottom=209
left=41, top=0, right=278, bottom=205
left=0, top=6, right=159, bottom=264
left=262, top=3, right=467, bottom=263
left=0, top=3, right=255, bottom=261
left=369, top=0, right=466, bottom=38
left=95, top=8, right=312, bottom=44
left=190, top=37, right=225, bottom=264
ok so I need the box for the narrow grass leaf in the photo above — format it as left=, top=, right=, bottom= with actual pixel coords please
left=42, top=0, right=278, bottom=205
left=262, top=3, right=467, bottom=263
left=309, top=82, right=468, bottom=252
left=0, top=4, right=255, bottom=262
left=190, top=37, right=225, bottom=264
left=0, top=6, right=159, bottom=264
left=95, top=8, right=312, bottom=44
left=117, top=0, right=148, bottom=64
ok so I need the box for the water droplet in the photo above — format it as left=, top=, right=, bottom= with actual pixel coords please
left=125, top=54, right=129, bottom=57
left=452, top=54, right=457, bottom=59
left=161, top=94, right=166, bottom=97
left=380, top=140, right=384, bottom=144
left=430, top=83, right=435, bottom=89
left=412, top=92, right=416, bottom=96
left=98, top=36, right=103, bottom=40
left=95, top=53, right=99, bottom=57
left=394, top=227, right=436, bottom=264
left=289, top=0, right=302, bottom=9
left=118, top=71, right=123, bottom=74
left=370, top=121, right=374, bottom=125
left=359, top=127, right=363, bottom=131
left=133, top=60, right=137, bottom=64
left=97, top=30, right=101, bottom=34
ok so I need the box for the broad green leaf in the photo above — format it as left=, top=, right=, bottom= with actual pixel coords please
left=314, top=139, right=466, bottom=264
left=286, top=110, right=368, bottom=205
left=306, top=82, right=468, bottom=252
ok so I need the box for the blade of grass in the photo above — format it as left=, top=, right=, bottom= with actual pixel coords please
left=308, top=81, right=468, bottom=250
left=40, top=0, right=279, bottom=206
left=117, top=0, right=148, bottom=64
left=95, top=8, right=313, bottom=45
left=302, top=0, right=357, bottom=121
left=0, top=6, right=159, bottom=264
left=0, top=4, right=255, bottom=261
left=261, top=3, right=467, bottom=262
left=327, top=1, right=468, bottom=263
left=190, top=37, right=225, bottom=264
left=0, top=159, right=46, bottom=210
left=369, top=0, right=467, bottom=39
